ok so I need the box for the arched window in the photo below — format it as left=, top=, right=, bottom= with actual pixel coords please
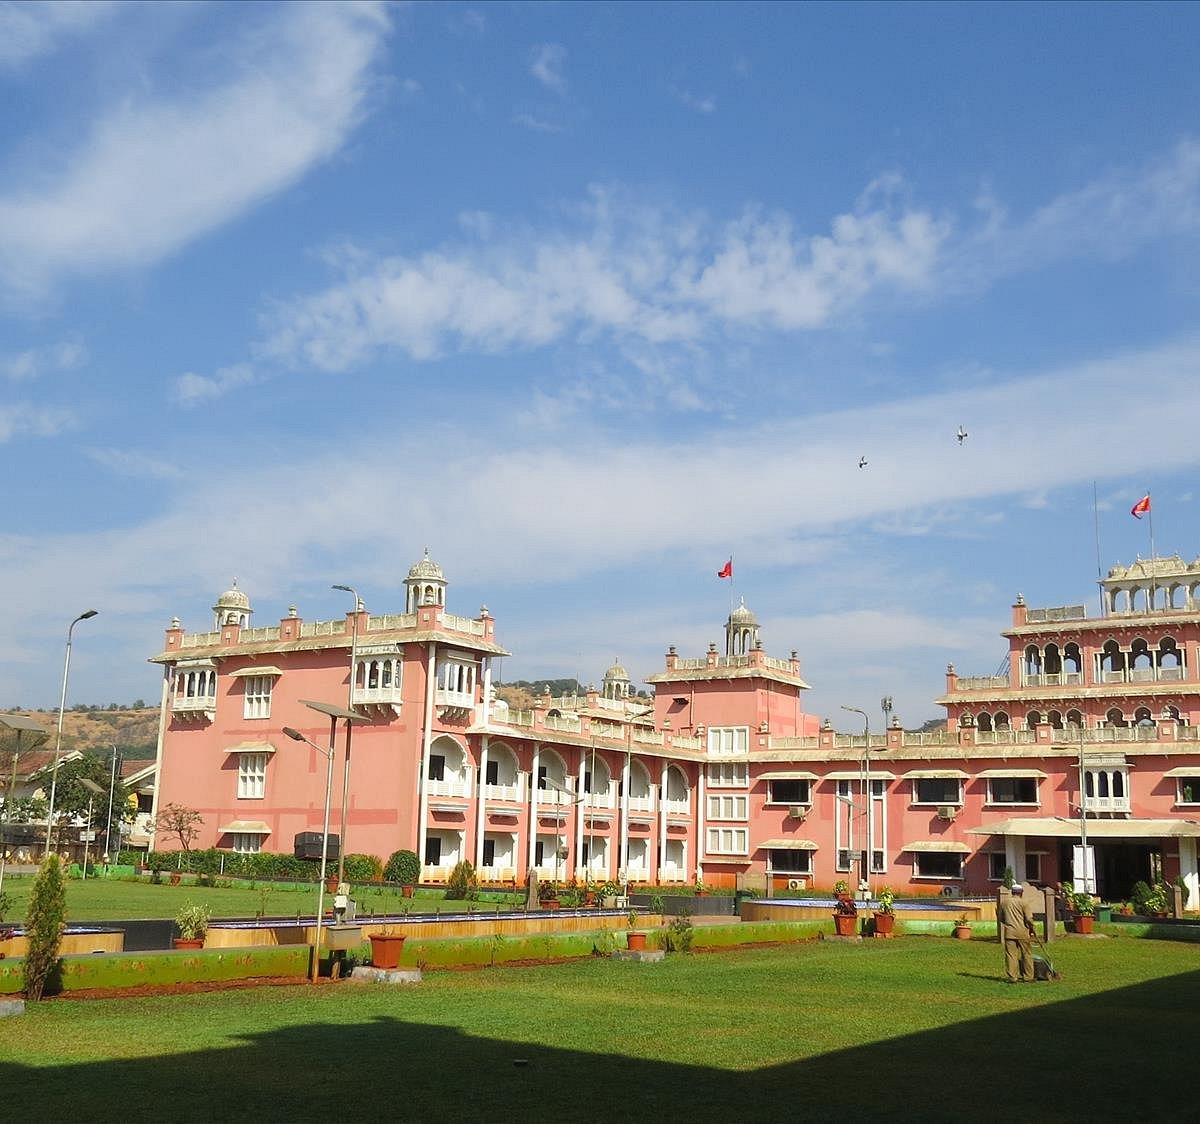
left=1024, top=645, right=1042, bottom=678
left=1043, top=643, right=1062, bottom=676
left=976, top=712, right=993, bottom=732
left=1025, top=710, right=1041, bottom=730
left=1134, top=707, right=1154, bottom=727
left=994, top=712, right=1010, bottom=730
left=1106, top=707, right=1127, bottom=728
left=1047, top=710, right=1063, bottom=729
left=1063, top=643, right=1082, bottom=679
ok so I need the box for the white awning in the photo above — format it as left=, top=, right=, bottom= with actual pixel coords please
left=223, top=741, right=277, bottom=755
left=759, top=838, right=819, bottom=851
left=229, top=666, right=284, bottom=678
left=1162, top=766, right=1200, bottom=778
left=967, top=817, right=1200, bottom=839
left=902, top=769, right=969, bottom=780
left=823, top=770, right=896, bottom=781
left=217, top=820, right=271, bottom=835
left=902, top=840, right=970, bottom=854
left=977, top=768, right=1048, bottom=779
left=759, top=770, right=819, bottom=781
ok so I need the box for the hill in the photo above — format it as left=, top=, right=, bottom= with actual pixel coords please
left=2, top=706, right=160, bottom=759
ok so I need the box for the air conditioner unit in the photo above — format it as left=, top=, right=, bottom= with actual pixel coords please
left=788, top=805, right=808, bottom=820
left=786, top=877, right=807, bottom=890
left=936, top=806, right=958, bottom=822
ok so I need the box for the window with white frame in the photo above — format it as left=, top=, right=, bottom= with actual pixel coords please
left=988, top=852, right=1007, bottom=881
left=912, top=777, right=962, bottom=805
left=706, top=827, right=748, bottom=854
left=237, top=752, right=267, bottom=799
left=232, top=832, right=262, bottom=854
left=706, top=794, right=748, bottom=821
left=243, top=675, right=273, bottom=720
left=987, top=776, right=1039, bottom=805
left=767, top=779, right=812, bottom=804
left=1176, top=776, right=1200, bottom=804
left=707, top=726, right=749, bottom=756
left=913, top=851, right=963, bottom=878
left=769, top=849, right=812, bottom=874
left=706, top=761, right=748, bottom=787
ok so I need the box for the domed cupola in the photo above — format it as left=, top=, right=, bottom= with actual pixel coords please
left=405, top=547, right=447, bottom=612
left=725, top=597, right=759, bottom=656
left=213, top=579, right=252, bottom=628
left=602, top=658, right=633, bottom=700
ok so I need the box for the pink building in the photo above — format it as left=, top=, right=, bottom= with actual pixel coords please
left=150, top=552, right=1200, bottom=906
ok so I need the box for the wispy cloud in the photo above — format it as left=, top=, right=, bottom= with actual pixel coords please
left=173, top=362, right=256, bottom=405
left=671, top=86, right=716, bottom=114
left=0, top=340, right=86, bottom=380
left=530, top=43, right=567, bottom=95
left=0, top=0, right=119, bottom=70
left=512, top=111, right=564, bottom=134
left=0, top=403, right=74, bottom=441
left=0, top=2, right=392, bottom=299
left=85, top=446, right=182, bottom=479
left=447, top=8, right=486, bottom=37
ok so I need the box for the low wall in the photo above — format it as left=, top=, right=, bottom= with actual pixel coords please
left=0, top=927, right=124, bottom=958
left=0, top=945, right=309, bottom=995
left=742, top=901, right=990, bottom=924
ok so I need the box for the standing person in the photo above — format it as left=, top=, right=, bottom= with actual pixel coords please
left=998, top=883, right=1037, bottom=983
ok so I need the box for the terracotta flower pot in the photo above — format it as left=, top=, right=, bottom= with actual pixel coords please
left=541, top=899, right=559, bottom=911
left=873, top=912, right=895, bottom=936
left=1073, top=914, right=1094, bottom=934
left=401, top=885, right=415, bottom=898
left=169, top=872, right=182, bottom=886
left=369, top=934, right=406, bottom=969
left=325, top=877, right=339, bottom=894
left=953, top=925, right=972, bottom=940
left=833, top=913, right=858, bottom=937
left=173, top=938, right=204, bottom=950
left=627, top=932, right=647, bottom=951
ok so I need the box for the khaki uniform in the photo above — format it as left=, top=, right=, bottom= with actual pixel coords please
left=998, top=894, right=1037, bottom=982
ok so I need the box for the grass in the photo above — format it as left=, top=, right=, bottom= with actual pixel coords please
left=0, top=874, right=522, bottom=922
left=0, top=936, right=1194, bottom=1120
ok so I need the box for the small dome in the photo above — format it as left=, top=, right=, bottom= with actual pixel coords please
left=604, top=660, right=629, bottom=682
left=215, top=579, right=250, bottom=611
left=407, top=547, right=445, bottom=582
left=728, top=597, right=757, bottom=625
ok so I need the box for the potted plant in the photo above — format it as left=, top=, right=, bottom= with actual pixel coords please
left=174, top=900, right=209, bottom=949
left=873, top=886, right=896, bottom=936
left=626, top=908, right=646, bottom=951
left=952, top=916, right=972, bottom=939
left=833, top=879, right=850, bottom=902
left=1070, top=888, right=1097, bottom=934
left=368, top=925, right=406, bottom=969
left=832, top=896, right=858, bottom=936
left=385, top=849, right=421, bottom=898
left=694, top=879, right=710, bottom=897
left=538, top=879, right=560, bottom=910
left=599, top=880, right=620, bottom=908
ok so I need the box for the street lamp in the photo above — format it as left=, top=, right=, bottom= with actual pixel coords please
left=105, top=743, right=120, bottom=864
left=331, top=583, right=362, bottom=889
left=841, top=705, right=872, bottom=899
left=44, top=609, right=98, bottom=857
left=79, top=778, right=105, bottom=881
left=284, top=699, right=366, bottom=982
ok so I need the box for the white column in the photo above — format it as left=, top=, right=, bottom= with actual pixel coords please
left=527, top=743, right=540, bottom=877
left=658, top=761, right=669, bottom=879
left=481, top=659, right=492, bottom=725
left=475, top=736, right=489, bottom=870
left=1004, top=835, right=1026, bottom=882
left=147, top=666, right=171, bottom=848
left=575, top=757, right=586, bottom=878
left=1180, top=837, right=1199, bottom=913
left=417, top=642, right=436, bottom=872
left=620, top=752, right=631, bottom=882
left=696, top=763, right=706, bottom=883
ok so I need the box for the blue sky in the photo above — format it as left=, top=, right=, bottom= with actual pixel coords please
left=2, top=1, right=1199, bottom=726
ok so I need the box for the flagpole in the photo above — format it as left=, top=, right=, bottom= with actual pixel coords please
left=1147, top=490, right=1157, bottom=610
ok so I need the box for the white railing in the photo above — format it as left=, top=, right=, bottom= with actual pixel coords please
left=664, top=797, right=690, bottom=815
left=427, top=778, right=471, bottom=798
left=495, top=709, right=534, bottom=728
left=421, top=864, right=458, bottom=883
left=902, top=732, right=950, bottom=745
left=973, top=730, right=1037, bottom=744
left=633, top=730, right=664, bottom=746
left=956, top=675, right=1010, bottom=690
left=537, top=786, right=571, bottom=806
left=172, top=695, right=216, bottom=713
left=477, top=865, right=517, bottom=883
left=236, top=626, right=279, bottom=643
left=833, top=734, right=889, bottom=748
left=1084, top=795, right=1131, bottom=814
left=763, top=655, right=794, bottom=672
left=1129, top=668, right=1155, bottom=683
left=659, top=867, right=687, bottom=883
left=1024, top=605, right=1087, bottom=622
left=1159, top=667, right=1184, bottom=681
left=670, top=734, right=705, bottom=750
left=628, top=793, right=655, bottom=812
left=179, top=631, right=221, bottom=649
left=590, top=720, right=624, bottom=739
left=367, top=613, right=417, bottom=630
left=300, top=620, right=347, bottom=638
left=673, top=658, right=707, bottom=669
left=435, top=688, right=475, bottom=709
left=1102, top=670, right=1126, bottom=684
left=351, top=686, right=404, bottom=706
left=1179, top=726, right=1199, bottom=740
left=484, top=779, right=525, bottom=802
left=442, top=613, right=486, bottom=636
left=766, top=736, right=821, bottom=750
left=543, top=714, right=582, bottom=733
left=584, top=785, right=616, bottom=810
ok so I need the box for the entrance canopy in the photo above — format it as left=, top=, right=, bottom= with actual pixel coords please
left=968, top=817, right=1200, bottom=839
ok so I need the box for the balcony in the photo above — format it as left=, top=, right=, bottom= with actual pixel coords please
left=483, top=777, right=525, bottom=803
left=435, top=688, right=475, bottom=710
left=1084, top=795, right=1131, bottom=814
left=628, top=792, right=655, bottom=813
left=427, top=777, right=471, bottom=799
left=172, top=695, right=216, bottom=717
left=664, top=796, right=691, bottom=815
left=583, top=784, right=616, bottom=810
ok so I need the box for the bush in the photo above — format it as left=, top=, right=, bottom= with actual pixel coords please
left=1131, top=880, right=1169, bottom=916
left=664, top=913, right=694, bottom=953
left=24, top=854, right=66, bottom=1001
left=342, top=853, right=383, bottom=882
left=445, top=860, right=479, bottom=900
left=384, top=849, right=420, bottom=886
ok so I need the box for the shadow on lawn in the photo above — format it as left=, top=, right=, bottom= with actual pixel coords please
left=5, top=970, right=1198, bottom=1122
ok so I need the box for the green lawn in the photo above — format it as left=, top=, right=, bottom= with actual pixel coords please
left=0, top=874, right=521, bottom=922
left=1, top=936, right=1194, bottom=1121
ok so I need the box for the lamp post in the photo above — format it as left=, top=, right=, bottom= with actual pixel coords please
left=841, top=705, right=872, bottom=899
left=79, top=778, right=105, bottom=881
left=44, top=609, right=98, bottom=857
left=331, top=583, right=361, bottom=889
left=105, top=743, right=119, bottom=864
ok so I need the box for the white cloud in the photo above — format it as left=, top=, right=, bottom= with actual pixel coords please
left=0, top=340, right=86, bottom=380
left=173, top=362, right=256, bottom=405
left=0, top=403, right=73, bottom=441
left=671, top=87, right=716, bottom=114
left=512, top=111, right=564, bottom=134
left=85, top=446, right=182, bottom=479
left=0, top=1, right=392, bottom=297
left=0, top=0, right=119, bottom=70
left=530, top=43, right=567, bottom=95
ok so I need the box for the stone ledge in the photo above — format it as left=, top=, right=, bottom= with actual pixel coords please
left=611, top=950, right=666, bottom=963
left=348, top=966, right=423, bottom=985
left=0, top=999, right=26, bottom=1017
left=818, top=933, right=863, bottom=943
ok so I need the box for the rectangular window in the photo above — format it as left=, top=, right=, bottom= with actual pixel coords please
left=1026, top=853, right=1043, bottom=882
left=428, top=754, right=445, bottom=782
left=767, top=779, right=811, bottom=804
left=913, top=778, right=962, bottom=805
left=706, top=827, right=748, bottom=854
left=707, top=726, right=749, bottom=756
left=537, top=765, right=547, bottom=790
left=769, top=849, right=812, bottom=874
left=836, top=848, right=862, bottom=873
left=988, top=777, right=1038, bottom=804
left=914, top=852, right=963, bottom=878
left=706, top=762, right=748, bottom=788
left=870, top=849, right=885, bottom=874
left=482, top=838, right=496, bottom=866
left=1176, top=777, right=1200, bottom=804
left=424, top=837, right=442, bottom=866
left=988, top=853, right=1007, bottom=881
left=534, top=841, right=544, bottom=866
left=232, top=832, right=262, bottom=854
left=485, top=760, right=499, bottom=785
left=243, top=675, right=273, bottom=720
left=237, top=752, right=267, bottom=799
left=706, top=794, right=748, bottom=820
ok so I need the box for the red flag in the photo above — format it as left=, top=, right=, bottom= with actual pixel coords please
left=1131, top=495, right=1151, bottom=519
left=717, top=559, right=733, bottom=579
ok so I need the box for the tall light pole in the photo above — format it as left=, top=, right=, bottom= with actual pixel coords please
left=44, top=609, right=98, bottom=857
left=331, top=583, right=361, bottom=888
left=79, top=778, right=105, bottom=881
left=105, top=743, right=120, bottom=864
left=841, top=705, right=872, bottom=899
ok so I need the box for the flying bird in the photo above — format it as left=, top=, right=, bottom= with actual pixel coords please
left=956, top=425, right=968, bottom=445
left=858, top=457, right=868, bottom=469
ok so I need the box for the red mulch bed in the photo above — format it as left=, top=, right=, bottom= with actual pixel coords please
left=52, top=976, right=314, bottom=1000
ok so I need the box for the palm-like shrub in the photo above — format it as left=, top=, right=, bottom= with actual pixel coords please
left=24, top=854, right=66, bottom=1001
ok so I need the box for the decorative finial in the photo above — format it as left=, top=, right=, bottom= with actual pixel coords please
left=1015, top=592, right=1024, bottom=605
left=947, top=662, right=956, bottom=675
left=288, top=605, right=298, bottom=618
left=170, top=616, right=181, bottom=629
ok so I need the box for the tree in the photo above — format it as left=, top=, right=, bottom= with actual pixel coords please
left=154, top=803, right=204, bottom=852
left=45, top=755, right=133, bottom=849
left=24, top=853, right=66, bottom=1001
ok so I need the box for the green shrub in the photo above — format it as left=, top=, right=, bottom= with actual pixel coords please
left=0, top=889, right=11, bottom=922
left=445, top=860, right=479, bottom=900
left=1131, top=880, right=1169, bottom=916
left=175, top=900, right=210, bottom=941
left=342, top=853, right=383, bottom=882
left=1174, top=874, right=1190, bottom=907
left=24, top=854, right=66, bottom=1001
left=384, top=849, right=420, bottom=886
left=664, top=913, right=694, bottom=953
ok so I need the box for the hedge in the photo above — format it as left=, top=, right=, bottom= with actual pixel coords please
left=119, top=849, right=381, bottom=883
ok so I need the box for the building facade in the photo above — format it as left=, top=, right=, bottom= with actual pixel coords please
left=150, top=553, right=1200, bottom=907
